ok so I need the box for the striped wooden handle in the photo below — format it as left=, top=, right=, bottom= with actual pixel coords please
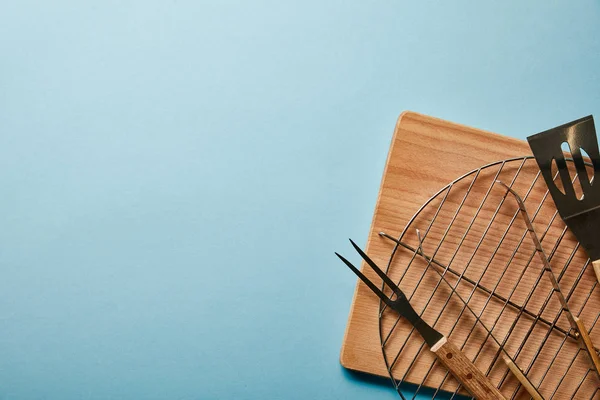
left=432, top=338, right=507, bottom=400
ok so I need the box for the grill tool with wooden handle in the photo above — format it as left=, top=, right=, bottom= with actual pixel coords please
left=336, top=239, right=507, bottom=400
left=527, top=115, right=600, bottom=284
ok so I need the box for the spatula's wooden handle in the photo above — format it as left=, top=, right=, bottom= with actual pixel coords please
left=592, top=260, right=600, bottom=286
left=574, top=316, right=600, bottom=374
left=431, top=338, right=507, bottom=400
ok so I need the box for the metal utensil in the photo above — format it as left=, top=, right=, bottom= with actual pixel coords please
left=527, top=115, right=600, bottom=284
left=375, top=156, right=599, bottom=399
left=411, top=228, right=545, bottom=400
left=497, top=180, right=600, bottom=377
left=336, top=239, right=507, bottom=400
left=378, top=231, right=584, bottom=345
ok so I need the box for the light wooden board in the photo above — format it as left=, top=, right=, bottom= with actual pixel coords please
left=340, top=111, right=600, bottom=398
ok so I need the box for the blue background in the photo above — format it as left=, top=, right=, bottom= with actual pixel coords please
left=1, top=1, right=599, bottom=399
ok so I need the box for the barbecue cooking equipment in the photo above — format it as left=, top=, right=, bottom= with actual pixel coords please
left=340, top=112, right=600, bottom=399
left=372, top=159, right=599, bottom=399
left=497, top=180, right=600, bottom=377
left=336, top=239, right=507, bottom=400
left=527, top=115, right=600, bottom=285
left=410, top=228, right=546, bottom=400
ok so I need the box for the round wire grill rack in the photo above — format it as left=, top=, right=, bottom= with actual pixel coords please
left=377, top=156, right=600, bottom=399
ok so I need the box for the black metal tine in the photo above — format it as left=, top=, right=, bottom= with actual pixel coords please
left=335, top=252, right=392, bottom=307
left=349, top=239, right=404, bottom=299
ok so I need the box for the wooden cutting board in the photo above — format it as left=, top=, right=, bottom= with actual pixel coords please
left=339, top=111, right=600, bottom=398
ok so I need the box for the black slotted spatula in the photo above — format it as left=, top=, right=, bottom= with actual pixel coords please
left=527, top=115, right=600, bottom=284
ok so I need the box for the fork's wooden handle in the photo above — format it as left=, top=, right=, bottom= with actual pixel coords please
left=592, top=260, right=600, bottom=286
left=431, top=338, right=507, bottom=400
left=574, top=316, right=600, bottom=374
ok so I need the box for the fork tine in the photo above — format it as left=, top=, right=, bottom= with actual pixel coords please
left=335, top=252, right=392, bottom=307
left=349, top=239, right=403, bottom=298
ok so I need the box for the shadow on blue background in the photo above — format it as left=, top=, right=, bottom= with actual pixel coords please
left=343, top=367, right=467, bottom=399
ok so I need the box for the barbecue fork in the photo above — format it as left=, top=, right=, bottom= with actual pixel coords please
left=336, top=239, right=507, bottom=400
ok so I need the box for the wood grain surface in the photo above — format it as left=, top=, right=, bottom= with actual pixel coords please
left=339, top=112, right=600, bottom=398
